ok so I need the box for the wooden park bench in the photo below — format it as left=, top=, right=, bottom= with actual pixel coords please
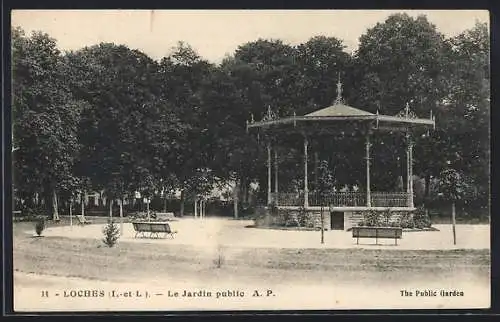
left=155, top=212, right=176, bottom=221
left=132, top=221, right=177, bottom=239
left=13, top=210, right=22, bottom=222
left=76, top=215, right=93, bottom=225
left=352, top=226, right=402, bottom=245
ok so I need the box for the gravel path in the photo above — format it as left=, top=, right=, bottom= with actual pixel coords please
left=38, top=218, right=490, bottom=250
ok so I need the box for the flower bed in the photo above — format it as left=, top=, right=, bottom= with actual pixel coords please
left=356, top=207, right=433, bottom=230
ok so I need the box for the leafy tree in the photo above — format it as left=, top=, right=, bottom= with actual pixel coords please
left=233, top=39, right=303, bottom=118
left=198, top=58, right=263, bottom=211
left=352, top=13, right=450, bottom=191
left=65, top=43, right=181, bottom=206
left=158, top=42, right=216, bottom=215
left=437, top=168, right=474, bottom=244
left=296, top=36, right=352, bottom=110
left=354, top=13, right=448, bottom=115
left=442, top=22, right=490, bottom=202
left=12, top=27, right=83, bottom=220
left=294, top=36, right=364, bottom=191
left=230, top=39, right=310, bottom=200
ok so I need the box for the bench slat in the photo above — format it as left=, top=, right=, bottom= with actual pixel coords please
left=132, top=222, right=176, bottom=238
left=352, top=227, right=402, bottom=238
left=352, top=227, right=402, bottom=245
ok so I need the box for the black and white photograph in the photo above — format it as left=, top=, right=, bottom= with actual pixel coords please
left=9, top=9, right=490, bottom=311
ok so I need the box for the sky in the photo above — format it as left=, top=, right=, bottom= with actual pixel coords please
left=11, top=10, right=489, bottom=63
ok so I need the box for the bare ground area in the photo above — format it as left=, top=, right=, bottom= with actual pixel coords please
left=12, top=220, right=491, bottom=311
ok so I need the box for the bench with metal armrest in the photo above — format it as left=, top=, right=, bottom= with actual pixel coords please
left=352, top=226, right=402, bottom=245
left=132, top=221, right=177, bottom=239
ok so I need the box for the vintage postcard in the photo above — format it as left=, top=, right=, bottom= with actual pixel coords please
left=9, top=9, right=490, bottom=312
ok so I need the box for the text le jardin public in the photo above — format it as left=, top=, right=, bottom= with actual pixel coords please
left=41, top=289, right=275, bottom=299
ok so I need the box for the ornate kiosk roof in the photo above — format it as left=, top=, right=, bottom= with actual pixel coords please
left=304, top=104, right=374, bottom=118
left=247, top=82, right=435, bottom=134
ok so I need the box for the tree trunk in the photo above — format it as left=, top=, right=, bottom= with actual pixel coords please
left=119, top=198, right=124, bottom=235
left=109, top=199, right=113, bottom=221
left=146, top=198, right=150, bottom=221
left=194, top=197, right=198, bottom=218
left=424, top=174, right=431, bottom=198
left=34, top=192, right=39, bottom=207
left=320, top=205, right=324, bottom=244
left=452, top=201, right=457, bottom=245
left=180, top=190, right=185, bottom=217
left=243, top=180, right=249, bottom=205
left=24, top=194, right=33, bottom=209
left=43, top=188, right=50, bottom=215
left=233, top=180, right=239, bottom=219
left=81, top=192, right=85, bottom=219
left=163, top=193, right=167, bottom=212
left=52, top=189, right=59, bottom=221
left=69, top=199, right=73, bottom=227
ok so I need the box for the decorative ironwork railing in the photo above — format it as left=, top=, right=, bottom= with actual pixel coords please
left=270, top=191, right=411, bottom=207
left=371, top=192, right=410, bottom=207
left=271, top=192, right=304, bottom=206
left=309, top=192, right=366, bottom=207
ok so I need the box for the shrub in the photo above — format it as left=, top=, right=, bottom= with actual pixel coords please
left=268, top=202, right=279, bottom=216
left=413, top=206, right=432, bottom=229
left=389, top=221, right=400, bottom=227
left=240, top=204, right=255, bottom=217
left=283, top=210, right=299, bottom=227
left=254, top=206, right=267, bottom=217
left=213, top=246, right=225, bottom=268
left=381, top=208, right=392, bottom=226
left=25, top=205, right=47, bottom=217
left=19, top=205, right=47, bottom=222
left=399, top=213, right=415, bottom=229
left=130, top=212, right=151, bottom=222
left=34, top=216, right=46, bottom=236
left=297, top=206, right=307, bottom=227
left=362, top=211, right=381, bottom=227
left=102, top=221, right=120, bottom=247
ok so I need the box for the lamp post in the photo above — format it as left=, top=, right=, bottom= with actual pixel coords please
left=69, top=196, right=73, bottom=228
left=119, top=187, right=124, bottom=234
left=111, top=172, right=124, bottom=232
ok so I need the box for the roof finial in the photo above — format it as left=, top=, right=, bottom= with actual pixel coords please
left=262, top=105, right=276, bottom=121
left=335, top=73, right=344, bottom=105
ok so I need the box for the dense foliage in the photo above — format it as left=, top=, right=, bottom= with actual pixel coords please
left=358, top=207, right=432, bottom=229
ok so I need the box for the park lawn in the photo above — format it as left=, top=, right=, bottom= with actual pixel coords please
left=12, top=221, right=490, bottom=287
